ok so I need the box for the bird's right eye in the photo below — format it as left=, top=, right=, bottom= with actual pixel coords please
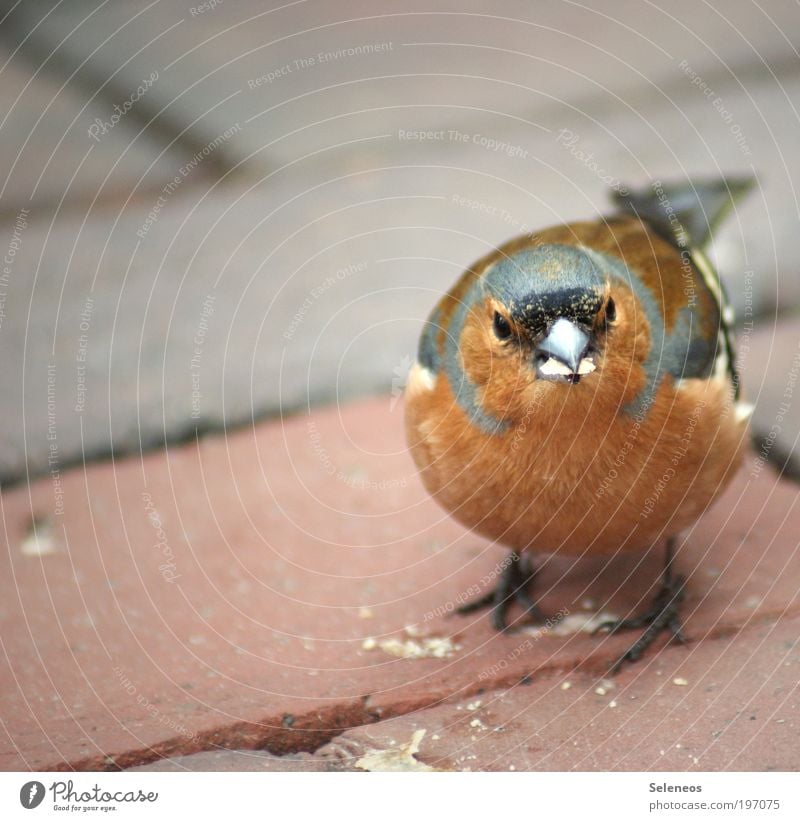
left=493, top=311, right=512, bottom=340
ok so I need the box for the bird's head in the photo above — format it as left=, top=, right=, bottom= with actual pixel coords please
left=456, top=243, right=646, bottom=422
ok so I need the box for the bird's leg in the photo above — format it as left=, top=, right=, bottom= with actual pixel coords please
left=593, top=538, right=686, bottom=672
left=455, top=551, right=543, bottom=631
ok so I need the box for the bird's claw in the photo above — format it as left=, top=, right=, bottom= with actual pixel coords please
left=455, top=552, right=544, bottom=631
left=594, top=574, right=687, bottom=673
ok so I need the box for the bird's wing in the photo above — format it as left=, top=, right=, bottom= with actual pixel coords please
left=612, top=178, right=754, bottom=399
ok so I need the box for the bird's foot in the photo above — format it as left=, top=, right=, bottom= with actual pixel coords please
left=593, top=573, right=687, bottom=673
left=455, top=552, right=543, bottom=631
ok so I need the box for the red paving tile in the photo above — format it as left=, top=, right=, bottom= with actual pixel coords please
left=1, top=395, right=799, bottom=770
left=315, top=615, right=800, bottom=772
left=129, top=615, right=800, bottom=772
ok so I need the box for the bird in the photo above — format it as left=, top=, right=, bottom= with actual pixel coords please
left=404, top=177, right=754, bottom=671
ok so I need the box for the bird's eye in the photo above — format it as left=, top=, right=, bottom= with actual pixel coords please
left=493, top=311, right=512, bottom=340
left=605, top=297, right=616, bottom=322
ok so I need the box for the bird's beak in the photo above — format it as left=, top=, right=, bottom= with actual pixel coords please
left=535, top=318, right=596, bottom=383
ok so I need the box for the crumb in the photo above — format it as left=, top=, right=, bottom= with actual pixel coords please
left=355, top=729, right=439, bottom=772
left=673, top=677, right=688, bottom=686
left=526, top=612, right=618, bottom=637
left=378, top=635, right=461, bottom=659
left=20, top=517, right=57, bottom=556
left=561, top=681, right=571, bottom=690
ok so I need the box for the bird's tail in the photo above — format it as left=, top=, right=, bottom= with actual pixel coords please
left=612, top=176, right=755, bottom=250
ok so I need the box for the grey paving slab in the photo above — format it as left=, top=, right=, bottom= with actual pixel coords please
left=0, top=46, right=185, bottom=207
left=2, top=0, right=800, bottom=480
left=8, top=0, right=800, bottom=175
left=743, top=313, right=800, bottom=478
left=0, top=128, right=796, bottom=482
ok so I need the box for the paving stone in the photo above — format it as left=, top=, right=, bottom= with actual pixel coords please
left=576, top=69, right=800, bottom=324
left=743, top=313, right=800, bottom=476
left=1, top=395, right=799, bottom=770
left=318, top=616, right=800, bottom=771
left=0, top=45, right=184, bottom=207
left=129, top=749, right=347, bottom=771
left=9, top=0, right=800, bottom=173
left=3, top=2, right=800, bottom=480
left=3, top=95, right=800, bottom=482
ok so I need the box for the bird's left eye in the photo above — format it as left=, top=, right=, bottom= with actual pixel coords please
left=605, top=297, right=616, bottom=322
left=493, top=311, right=512, bottom=340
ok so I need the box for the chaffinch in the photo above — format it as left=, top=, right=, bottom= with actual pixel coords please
left=405, top=178, right=754, bottom=670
